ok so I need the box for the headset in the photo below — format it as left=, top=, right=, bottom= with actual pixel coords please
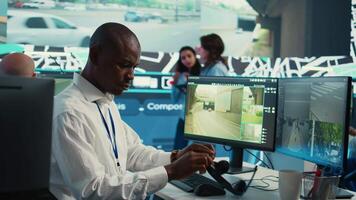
left=207, top=160, right=258, bottom=195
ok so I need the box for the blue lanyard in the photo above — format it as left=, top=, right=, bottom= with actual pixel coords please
left=95, top=102, right=118, bottom=160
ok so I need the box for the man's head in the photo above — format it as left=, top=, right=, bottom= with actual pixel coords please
left=83, top=22, right=141, bottom=96
left=0, top=53, right=35, bottom=77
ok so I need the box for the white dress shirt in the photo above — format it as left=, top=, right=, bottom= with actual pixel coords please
left=50, top=73, right=171, bottom=200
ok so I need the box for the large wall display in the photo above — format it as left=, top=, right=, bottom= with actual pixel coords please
left=0, top=44, right=355, bottom=153
left=1, top=44, right=356, bottom=78
left=0, top=1, right=6, bottom=43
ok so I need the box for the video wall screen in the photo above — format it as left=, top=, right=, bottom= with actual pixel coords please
left=0, top=1, right=6, bottom=43
left=6, top=0, right=272, bottom=57
left=3, top=0, right=356, bottom=59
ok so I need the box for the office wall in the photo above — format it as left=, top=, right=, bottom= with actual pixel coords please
left=306, top=0, right=351, bottom=57
left=279, top=0, right=351, bottom=57
left=279, top=0, right=307, bottom=57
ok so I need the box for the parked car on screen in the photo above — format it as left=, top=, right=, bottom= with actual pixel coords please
left=22, top=0, right=55, bottom=9
left=124, top=11, right=147, bottom=22
left=144, top=12, right=168, bottom=23
left=7, top=10, right=92, bottom=47
left=203, top=101, right=214, bottom=111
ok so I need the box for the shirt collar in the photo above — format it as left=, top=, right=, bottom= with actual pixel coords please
left=73, top=73, right=114, bottom=103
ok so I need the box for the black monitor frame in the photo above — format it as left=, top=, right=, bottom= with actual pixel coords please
left=350, top=79, right=356, bottom=129
left=184, top=76, right=278, bottom=174
left=0, top=76, right=54, bottom=196
left=276, top=76, right=352, bottom=172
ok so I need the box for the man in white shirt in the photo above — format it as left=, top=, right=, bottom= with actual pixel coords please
left=50, top=22, right=215, bottom=199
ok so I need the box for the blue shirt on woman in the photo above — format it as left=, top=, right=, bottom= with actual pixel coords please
left=200, top=61, right=229, bottom=76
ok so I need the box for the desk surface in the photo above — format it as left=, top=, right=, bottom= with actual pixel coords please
left=155, top=161, right=356, bottom=200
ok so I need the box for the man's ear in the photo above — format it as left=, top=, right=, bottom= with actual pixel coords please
left=89, top=45, right=100, bottom=66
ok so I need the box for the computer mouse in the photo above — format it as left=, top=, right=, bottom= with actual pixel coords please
left=194, top=183, right=226, bottom=197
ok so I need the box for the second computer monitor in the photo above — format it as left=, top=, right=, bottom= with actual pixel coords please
left=276, top=77, right=352, bottom=172
left=184, top=76, right=278, bottom=173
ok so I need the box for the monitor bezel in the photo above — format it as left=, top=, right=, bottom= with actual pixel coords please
left=275, top=76, right=352, bottom=171
left=0, top=75, right=54, bottom=193
left=184, top=76, right=278, bottom=152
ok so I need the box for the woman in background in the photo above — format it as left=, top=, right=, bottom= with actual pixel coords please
left=171, top=46, right=201, bottom=103
left=197, top=33, right=230, bottom=76
left=171, top=46, right=201, bottom=149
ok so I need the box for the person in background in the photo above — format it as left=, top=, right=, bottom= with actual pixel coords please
left=346, top=127, right=356, bottom=191
left=196, top=33, right=230, bottom=77
left=50, top=22, right=215, bottom=200
left=171, top=46, right=201, bottom=104
left=171, top=46, right=201, bottom=149
left=0, top=52, right=35, bottom=77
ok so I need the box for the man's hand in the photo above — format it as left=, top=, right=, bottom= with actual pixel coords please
left=175, top=143, right=215, bottom=161
left=164, top=151, right=213, bottom=181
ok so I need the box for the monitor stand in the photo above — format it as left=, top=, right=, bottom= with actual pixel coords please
left=227, top=147, right=256, bottom=174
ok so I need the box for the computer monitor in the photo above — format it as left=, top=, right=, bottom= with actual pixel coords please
left=276, top=76, right=352, bottom=173
left=0, top=76, right=55, bottom=198
left=351, top=78, right=356, bottom=128
left=184, top=76, right=278, bottom=174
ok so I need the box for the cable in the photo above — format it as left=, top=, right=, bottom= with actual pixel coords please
left=263, top=151, right=275, bottom=170
left=250, top=186, right=279, bottom=191
left=245, top=150, right=271, bottom=169
left=249, top=181, right=269, bottom=188
left=222, top=147, right=273, bottom=170
left=261, top=175, right=279, bottom=182
left=248, top=175, right=279, bottom=191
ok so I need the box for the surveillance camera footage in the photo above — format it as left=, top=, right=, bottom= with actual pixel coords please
left=276, top=77, right=350, bottom=169
left=184, top=77, right=278, bottom=150
left=185, top=84, right=264, bottom=143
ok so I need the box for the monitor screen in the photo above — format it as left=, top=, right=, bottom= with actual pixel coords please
left=276, top=77, right=352, bottom=170
left=351, top=79, right=356, bottom=128
left=0, top=76, right=54, bottom=194
left=184, top=76, right=278, bottom=151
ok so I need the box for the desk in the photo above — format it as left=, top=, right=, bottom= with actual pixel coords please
left=155, top=162, right=356, bottom=200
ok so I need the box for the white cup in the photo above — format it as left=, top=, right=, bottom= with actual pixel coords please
left=279, top=170, right=302, bottom=200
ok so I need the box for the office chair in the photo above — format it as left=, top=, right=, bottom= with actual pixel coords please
left=343, top=170, right=356, bottom=191
left=343, top=157, right=356, bottom=191
left=173, top=118, right=188, bottom=150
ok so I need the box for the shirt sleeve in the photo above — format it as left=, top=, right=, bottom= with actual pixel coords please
left=123, top=121, right=171, bottom=172
left=52, top=112, right=169, bottom=200
left=209, top=65, right=229, bottom=76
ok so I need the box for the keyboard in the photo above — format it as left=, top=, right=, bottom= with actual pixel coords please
left=170, top=173, right=224, bottom=193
